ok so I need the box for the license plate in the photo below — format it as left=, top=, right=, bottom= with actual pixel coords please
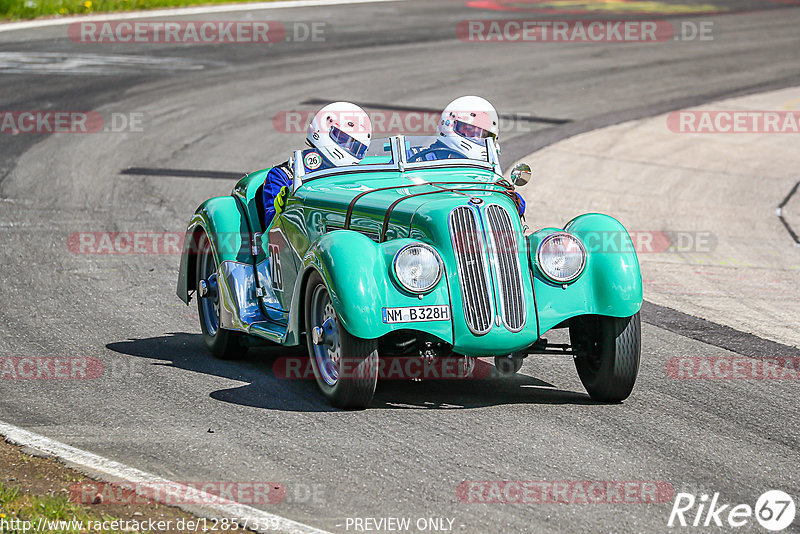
left=382, top=305, right=450, bottom=324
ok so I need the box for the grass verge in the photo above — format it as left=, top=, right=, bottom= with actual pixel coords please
left=0, top=438, right=250, bottom=533
left=0, top=0, right=281, bottom=22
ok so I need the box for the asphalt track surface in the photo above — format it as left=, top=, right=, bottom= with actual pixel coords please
left=1, top=0, right=799, bottom=532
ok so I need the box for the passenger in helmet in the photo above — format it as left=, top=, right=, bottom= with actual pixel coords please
left=262, top=102, right=372, bottom=229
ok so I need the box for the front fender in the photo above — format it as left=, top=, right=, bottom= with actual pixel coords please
left=176, top=196, right=252, bottom=304
left=301, top=232, right=453, bottom=342
left=529, top=213, right=643, bottom=333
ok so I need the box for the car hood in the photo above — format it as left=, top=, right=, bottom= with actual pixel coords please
left=297, top=167, right=518, bottom=242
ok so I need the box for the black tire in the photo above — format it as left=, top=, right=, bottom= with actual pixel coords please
left=304, top=271, right=378, bottom=409
left=196, top=232, right=248, bottom=360
left=569, top=312, right=640, bottom=402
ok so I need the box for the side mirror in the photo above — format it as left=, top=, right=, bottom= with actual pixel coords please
left=511, top=163, right=532, bottom=187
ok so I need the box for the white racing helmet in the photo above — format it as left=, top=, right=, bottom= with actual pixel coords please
left=306, top=102, right=372, bottom=166
left=436, top=96, right=500, bottom=159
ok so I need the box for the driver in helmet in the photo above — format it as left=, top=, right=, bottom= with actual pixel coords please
left=262, top=102, right=372, bottom=229
left=411, top=96, right=525, bottom=217
left=407, top=96, right=499, bottom=161
left=436, top=95, right=500, bottom=159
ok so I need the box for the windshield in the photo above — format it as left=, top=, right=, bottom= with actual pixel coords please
left=404, top=135, right=489, bottom=163
left=358, top=137, right=395, bottom=165
left=296, top=139, right=394, bottom=174
left=295, top=135, right=496, bottom=181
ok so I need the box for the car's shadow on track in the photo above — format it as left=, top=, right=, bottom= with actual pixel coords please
left=106, top=333, right=597, bottom=412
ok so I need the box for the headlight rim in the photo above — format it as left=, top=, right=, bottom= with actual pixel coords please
left=536, top=231, right=587, bottom=284
left=392, top=242, right=444, bottom=294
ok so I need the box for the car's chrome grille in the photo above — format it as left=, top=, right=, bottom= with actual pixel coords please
left=449, top=206, right=493, bottom=335
left=486, top=204, right=526, bottom=332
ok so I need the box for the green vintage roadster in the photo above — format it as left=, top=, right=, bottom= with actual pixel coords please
left=177, top=136, right=642, bottom=408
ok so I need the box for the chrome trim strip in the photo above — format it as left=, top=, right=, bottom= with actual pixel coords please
left=396, top=135, right=406, bottom=172
left=292, top=149, right=304, bottom=190
left=486, top=138, right=501, bottom=175
left=485, top=204, right=526, bottom=333
left=448, top=205, right=494, bottom=335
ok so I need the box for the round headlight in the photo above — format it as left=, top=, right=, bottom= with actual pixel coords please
left=536, top=232, right=586, bottom=283
left=393, top=244, right=443, bottom=293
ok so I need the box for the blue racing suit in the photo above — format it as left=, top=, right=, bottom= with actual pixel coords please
left=262, top=150, right=337, bottom=228
left=262, top=161, right=293, bottom=230
left=515, top=193, right=526, bottom=217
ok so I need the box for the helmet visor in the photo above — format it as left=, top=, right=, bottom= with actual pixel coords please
left=453, top=120, right=496, bottom=140
left=329, top=125, right=367, bottom=159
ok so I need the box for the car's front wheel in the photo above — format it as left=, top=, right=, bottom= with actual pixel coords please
left=304, top=272, right=378, bottom=409
left=196, top=231, right=248, bottom=360
left=569, top=312, right=640, bottom=402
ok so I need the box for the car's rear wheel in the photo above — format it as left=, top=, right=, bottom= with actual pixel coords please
left=304, top=272, right=378, bottom=409
left=196, top=231, right=248, bottom=360
left=569, top=312, right=640, bottom=402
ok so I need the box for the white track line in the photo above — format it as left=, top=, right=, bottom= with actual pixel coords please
left=0, top=422, right=330, bottom=534
left=0, top=0, right=401, bottom=33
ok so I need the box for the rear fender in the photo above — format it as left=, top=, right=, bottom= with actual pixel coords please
left=176, top=196, right=253, bottom=304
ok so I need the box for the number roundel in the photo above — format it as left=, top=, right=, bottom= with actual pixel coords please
left=304, top=152, right=322, bottom=170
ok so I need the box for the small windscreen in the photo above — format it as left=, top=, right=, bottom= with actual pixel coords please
left=298, top=139, right=394, bottom=174
left=404, top=135, right=490, bottom=163
left=357, top=137, right=394, bottom=165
